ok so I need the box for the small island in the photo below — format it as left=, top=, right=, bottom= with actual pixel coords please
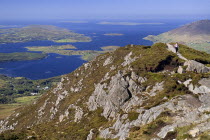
left=0, top=25, right=19, bottom=28
left=59, top=21, right=88, bottom=23
left=103, top=33, right=124, bottom=36
left=0, top=25, right=91, bottom=43
left=0, top=52, right=47, bottom=62
left=98, top=21, right=164, bottom=26
left=26, top=45, right=120, bottom=61
left=101, top=46, right=120, bottom=51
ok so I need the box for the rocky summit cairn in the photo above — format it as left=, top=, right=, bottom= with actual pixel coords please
left=1, top=43, right=210, bottom=140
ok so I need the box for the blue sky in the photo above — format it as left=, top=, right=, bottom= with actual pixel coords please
left=0, top=0, right=210, bottom=20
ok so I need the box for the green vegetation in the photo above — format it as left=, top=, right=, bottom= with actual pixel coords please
left=0, top=96, right=40, bottom=120
left=101, top=46, right=120, bottom=51
left=178, top=44, right=210, bottom=64
left=26, top=45, right=120, bottom=61
left=129, top=111, right=172, bottom=139
left=175, top=125, right=194, bottom=140
left=127, top=112, right=139, bottom=121
left=55, top=39, right=87, bottom=43
left=199, top=132, right=210, bottom=140
left=0, top=104, right=21, bottom=120
left=0, top=25, right=91, bottom=43
left=26, top=44, right=76, bottom=50
left=26, top=45, right=100, bottom=61
left=0, top=74, right=60, bottom=119
left=15, top=96, right=40, bottom=104
left=0, top=108, right=108, bottom=139
left=0, top=52, right=47, bottom=62
left=129, top=43, right=181, bottom=73
left=0, top=75, right=60, bottom=104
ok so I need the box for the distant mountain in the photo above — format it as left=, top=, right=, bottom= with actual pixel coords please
left=144, top=20, right=210, bottom=52
left=1, top=43, right=210, bottom=140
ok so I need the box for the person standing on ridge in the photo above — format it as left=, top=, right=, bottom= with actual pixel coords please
left=174, top=42, right=179, bottom=53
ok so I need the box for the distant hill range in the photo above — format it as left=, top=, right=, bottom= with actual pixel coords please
left=144, top=20, right=210, bottom=53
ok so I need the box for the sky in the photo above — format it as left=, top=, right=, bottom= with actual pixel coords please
left=0, top=0, right=210, bottom=20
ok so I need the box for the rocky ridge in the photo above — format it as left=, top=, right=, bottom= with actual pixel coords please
left=0, top=43, right=210, bottom=140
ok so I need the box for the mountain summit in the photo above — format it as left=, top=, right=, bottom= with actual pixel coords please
left=144, top=20, right=210, bottom=53
left=1, top=43, right=210, bottom=140
left=169, top=20, right=210, bottom=36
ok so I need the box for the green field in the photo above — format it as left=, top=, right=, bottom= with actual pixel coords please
left=0, top=96, right=39, bottom=120
left=0, top=74, right=60, bottom=104
left=0, top=104, right=21, bottom=120
left=0, top=74, right=60, bottom=119
left=15, top=96, right=40, bottom=104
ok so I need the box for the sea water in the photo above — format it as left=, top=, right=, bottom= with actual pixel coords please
left=0, top=19, right=194, bottom=79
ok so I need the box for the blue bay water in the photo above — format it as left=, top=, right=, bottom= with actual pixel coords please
left=0, top=19, right=192, bottom=80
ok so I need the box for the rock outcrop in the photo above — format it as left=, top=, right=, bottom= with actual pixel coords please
left=184, top=60, right=210, bottom=73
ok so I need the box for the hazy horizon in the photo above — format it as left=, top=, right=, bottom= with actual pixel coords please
left=0, top=0, right=210, bottom=21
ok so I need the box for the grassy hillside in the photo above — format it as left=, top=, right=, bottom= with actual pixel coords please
left=179, top=43, right=210, bottom=64
left=0, top=96, right=40, bottom=120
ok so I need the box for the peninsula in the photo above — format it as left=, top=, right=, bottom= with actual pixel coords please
left=0, top=52, right=47, bottom=62
left=144, top=20, right=210, bottom=53
left=0, top=25, right=91, bottom=43
left=26, top=45, right=120, bottom=61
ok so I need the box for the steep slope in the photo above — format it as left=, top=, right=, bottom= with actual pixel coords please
left=1, top=43, right=210, bottom=140
left=144, top=20, right=210, bottom=53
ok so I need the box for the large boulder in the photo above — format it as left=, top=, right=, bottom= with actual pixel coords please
left=184, top=60, right=209, bottom=73
left=167, top=43, right=176, bottom=53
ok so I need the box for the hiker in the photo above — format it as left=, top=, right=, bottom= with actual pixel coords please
left=174, top=43, right=179, bottom=53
